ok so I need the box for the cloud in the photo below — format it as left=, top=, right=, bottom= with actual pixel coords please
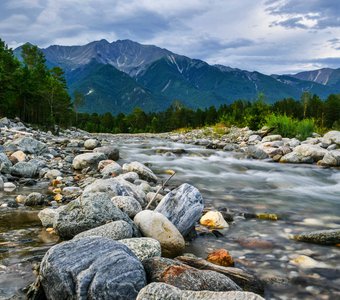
left=266, top=0, right=340, bottom=29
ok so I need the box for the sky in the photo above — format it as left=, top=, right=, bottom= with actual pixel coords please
left=0, top=0, right=339, bottom=74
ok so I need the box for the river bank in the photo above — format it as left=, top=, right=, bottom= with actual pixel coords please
left=0, top=117, right=339, bottom=299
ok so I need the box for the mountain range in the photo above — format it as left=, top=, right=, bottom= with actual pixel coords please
left=14, top=39, right=340, bottom=114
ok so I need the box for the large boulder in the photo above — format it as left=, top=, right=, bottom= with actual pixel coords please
left=10, top=161, right=38, bottom=177
left=94, top=146, right=119, bottom=161
left=74, top=220, right=133, bottom=240
left=134, top=210, right=185, bottom=257
left=0, top=153, right=12, bottom=173
left=72, top=152, right=106, bottom=170
left=84, top=138, right=100, bottom=150
left=137, top=283, right=264, bottom=300
left=5, top=136, right=47, bottom=155
left=143, top=257, right=241, bottom=292
left=293, top=229, right=340, bottom=245
left=40, top=237, right=146, bottom=299
left=317, top=150, right=340, bottom=166
left=54, top=192, right=133, bottom=238
left=122, top=161, right=158, bottom=183
left=120, top=237, right=161, bottom=261
left=323, top=131, right=340, bottom=145
left=155, top=183, right=204, bottom=236
left=291, top=144, right=327, bottom=162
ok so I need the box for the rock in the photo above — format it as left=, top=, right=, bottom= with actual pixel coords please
left=74, top=220, right=133, bottom=240
left=38, top=207, right=61, bottom=227
left=62, top=186, right=82, bottom=196
left=293, top=144, right=328, bottom=162
left=120, top=237, right=161, bottom=261
left=0, top=153, right=12, bottom=173
left=207, top=249, right=234, bottom=267
left=143, top=257, right=241, bottom=292
left=323, top=131, right=340, bottom=145
left=262, top=135, right=282, bottom=143
left=293, top=229, right=340, bottom=245
left=280, top=152, right=314, bottom=164
left=40, top=237, right=146, bottom=300
left=123, top=161, right=158, bottom=183
left=134, top=210, right=185, bottom=257
left=248, top=135, right=262, bottom=143
left=0, top=177, right=3, bottom=191
left=98, top=159, right=115, bottom=170
left=101, top=161, right=122, bottom=177
left=155, top=183, right=204, bottom=236
left=6, top=137, right=47, bottom=155
left=245, top=146, right=268, bottom=160
left=84, top=138, right=100, bottom=150
left=3, top=182, right=16, bottom=192
left=24, top=192, right=45, bottom=206
left=44, top=169, right=62, bottom=180
left=137, top=283, right=264, bottom=300
left=72, top=152, right=106, bottom=170
left=290, top=255, right=329, bottom=269
left=9, top=150, right=26, bottom=163
left=10, top=161, right=38, bottom=177
left=318, top=150, right=340, bottom=166
left=118, top=171, right=139, bottom=183
left=112, top=196, right=142, bottom=218
left=94, top=146, right=119, bottom=161
left=54, top=192, right=133, bottom=238
left=200, top=211, right=229, bottom=229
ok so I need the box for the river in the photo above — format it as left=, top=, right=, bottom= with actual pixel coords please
left=1, top=136, right=339, bottom=299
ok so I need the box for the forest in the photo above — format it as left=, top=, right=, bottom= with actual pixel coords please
left=1, top=39, right=340, bottom=138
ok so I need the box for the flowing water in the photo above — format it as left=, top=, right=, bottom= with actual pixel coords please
left=1, top=136, right=339, bottom=299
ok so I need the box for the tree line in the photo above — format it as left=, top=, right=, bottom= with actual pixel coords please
left=1, top=38, right=339, bottom=135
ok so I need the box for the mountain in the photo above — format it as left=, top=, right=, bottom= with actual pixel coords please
left=14, top=40, right=340, bottom=114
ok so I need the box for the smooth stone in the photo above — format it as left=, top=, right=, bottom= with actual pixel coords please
left=290, top=255, right=329, bottom=269
left=98, top=159, right=114, bottom=170
left=280, top=152, right=314, bottom=164
left=137, top=283, right=264, bottom=300
left=72, top=152, right=106, bottom=170
left=262, top=135, right=282, bottom=143
left=62, top=186, right=82, bottom=196
left=155, top=183, right=204, bottom=236
left=245, top=146, right=268, bottom=159
left=40, top=237, right=146, bottom=300
left=200, top=211, right=229, bottom=229
left=293, top=229, right=340, bottom=245
left=93, top=146, right=119, bottom=161
left=0, top=177, right=3, bottom=191
left=74, top=220, right=133, bottom=240
left=5, top=136, right=47, bottom=154
left=25, top=192, right=45, bottom=206
left=122, top=161, right=158, bottom=183
left=3, top=182, right=16, bottom=192
left=101, top=162, right=122, bottom=177
left=134, top=210, right=185, bottom=257
left=44, top=169, right=62, bottom=180
left=112, top=196, right=142, bottom=218
left=323, top=130, right=340, bottom=145
left=0, top=153, right=12, bottom=173
left=143, top=257, right=241, bottom=292
left=54, top=192, right=133, bottom=239
left=9, top=150, right=26, bottom=162
left=38, top=207, right=61, bottom=227
left=120, top=237, right=161, bottom=261
left=293, top=144, right=328, bottom=162
left=10, top=161, right=38, bottom=177
left=248, top=135, right=262, bottom=143
left=318, top=150, right=340, bottom=166
left=117, top=171, right=139, bottom=183
left=84, top=138, right=100, bottom=150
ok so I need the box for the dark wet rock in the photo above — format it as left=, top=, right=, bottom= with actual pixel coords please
left=293, top=229, right=340, bottom=245
left=24, top=192, right=45, bottom=206
left=137, top=283, right=264, bottom=300
left=0, top=176, right=3, bottom=191
left=0, top=153, right=12, bottom=173
left=223, top=144, right=239, bottom=152
left=134, top=210, right=185, bottom=257
left=5, top=137, right=48, bottom=155
left=120, top=237, right=161, bottom=261
left=143, top=257, right=241, bottom=292
left=155, top=183, right=204, bottom=236
left=122, top=161, right=158, bottom=183
left=10, top=161, right=38, bottom=178
left=93, top=146, right=119, bottom=161
left=72, top=152, right=106, bottom=170
left=54, top=192, right=134, bottom=239
left=40, top=237, right=146, bottom=300
left=74, top=220, right=133, bottom=240
left=112, top=196, right=142, bottom=218
left=155, top=148, right=187, bottom=155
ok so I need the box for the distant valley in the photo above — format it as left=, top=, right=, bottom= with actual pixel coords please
left=14, top=39, right=340, bottom=114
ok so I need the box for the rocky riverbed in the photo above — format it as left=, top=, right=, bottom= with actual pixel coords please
left=0, top=117, right=339, bottom=299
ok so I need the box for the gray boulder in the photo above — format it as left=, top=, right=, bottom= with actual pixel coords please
left=143, top=257, right=241, bottom=292
left=5, top=137, right=47, bottom=155
left=155, top=183, right=204, bottom=236
left=94, top=146, right=119, bottom=161
left=122, top=161, right=158, bottom=183
left=24, top=192, right=45, bottom=206
left=112, top=196, right=142, bottom=218
left=40, top=237, right=146, bottom=300
left=0, top=153, right=12, bottom=173
left=137, top=283, right=264, bottom=300
left=10, top=161, right=38, bottom=177
left=54, top=192, right=133, bottom=238
left=72, top=152, right=106, bottom=170
left=120, top=237, right=161, bottom=261
left=38, top=207, right=62, bottom=227
left=101, top=162, right=122, bottom=177
left=293, top=229, right=340, bottom=245
left=245, top=146, right=268, bottom=160
left=318, top=150, right=340, bottom=166
left=323, top=131, right=340, bottom=145
left=74, top=220, right=133, bottom=240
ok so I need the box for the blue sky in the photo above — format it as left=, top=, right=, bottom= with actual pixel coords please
left=0, top=0, right=339, bottom=74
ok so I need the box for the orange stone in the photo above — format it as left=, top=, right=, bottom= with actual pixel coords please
left=206, top=249, right=234, bottom=267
